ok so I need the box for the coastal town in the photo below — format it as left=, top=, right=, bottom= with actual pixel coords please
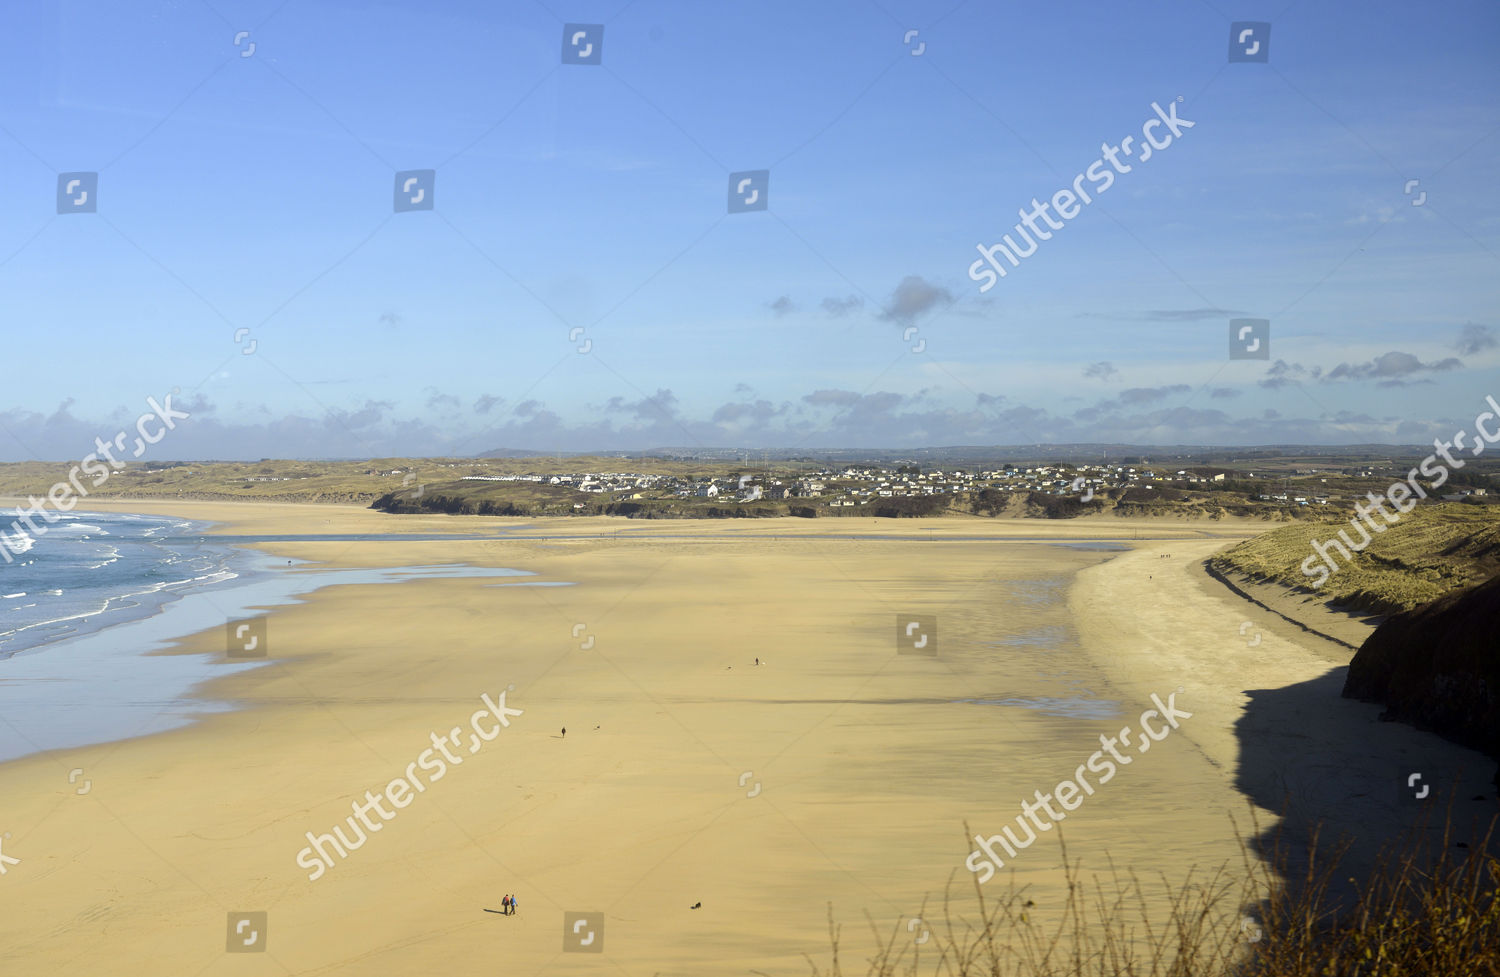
left=448, top=462, right=1223, bottom=504
left=403, top=458, right=1491, bottom=509
left=3, top=453, right=1490, bottom=519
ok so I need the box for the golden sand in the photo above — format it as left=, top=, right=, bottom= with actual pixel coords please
left=0, top=502, right=1489, bottom=974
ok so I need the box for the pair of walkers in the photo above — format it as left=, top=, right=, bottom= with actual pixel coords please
left=500, top=893, right=519, bottom=915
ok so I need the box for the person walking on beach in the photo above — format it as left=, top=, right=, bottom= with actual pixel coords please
left=501, top=894, right=511, bottom=914
left=510, top=895, right=518, bottom=915
left=561, top=727, right=566, bottom=738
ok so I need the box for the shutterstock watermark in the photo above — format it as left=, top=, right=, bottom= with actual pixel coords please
left=0, top=393, right=190, bottom=564
left=965, top=690, right=1192, bottom=883
left=0, top=832, right=19, bottom=876
left=1300, top=393, right=1500, bottom=588
left=968, top=100, right=1195, bottom=291
left=294, top=689, right=523, bottom=881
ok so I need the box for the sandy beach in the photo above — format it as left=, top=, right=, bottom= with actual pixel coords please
left=0, top=502, right=1492, bottom=974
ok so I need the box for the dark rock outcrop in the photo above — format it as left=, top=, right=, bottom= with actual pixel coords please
left=1343, top=573, right=1500, bottom=767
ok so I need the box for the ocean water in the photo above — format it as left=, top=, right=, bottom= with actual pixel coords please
left=0, top=511, right=557, bottom=764
left=0, top=510, right=246, bottom=659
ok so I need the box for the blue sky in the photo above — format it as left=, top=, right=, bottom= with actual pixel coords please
left=1, top=0, right=1497, bottom=459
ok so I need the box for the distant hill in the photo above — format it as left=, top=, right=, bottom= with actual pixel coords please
left=628, top=444, right=1460, bottom=465
left=475, top=448, right=605, bottom=459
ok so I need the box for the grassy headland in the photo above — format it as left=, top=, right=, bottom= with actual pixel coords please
left=0, top=456, right=758, bottom=507
left=1209, top=503, right=1500, bottom=614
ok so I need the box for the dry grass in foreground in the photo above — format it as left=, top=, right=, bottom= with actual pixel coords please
left=810, top=814, right=1500, bottom=977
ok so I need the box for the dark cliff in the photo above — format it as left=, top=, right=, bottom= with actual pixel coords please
left=1343, top=574, right=1500, bottom=766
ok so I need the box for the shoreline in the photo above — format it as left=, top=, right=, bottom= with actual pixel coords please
left=0, top=512, right=261, bottom=661
left=0, top=528, right=556, bottom=765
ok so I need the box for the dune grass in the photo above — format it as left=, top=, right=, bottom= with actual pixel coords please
left=1208, top=504, right=1500, bottom=614
left=812, top=811, right=1500, bottom=977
